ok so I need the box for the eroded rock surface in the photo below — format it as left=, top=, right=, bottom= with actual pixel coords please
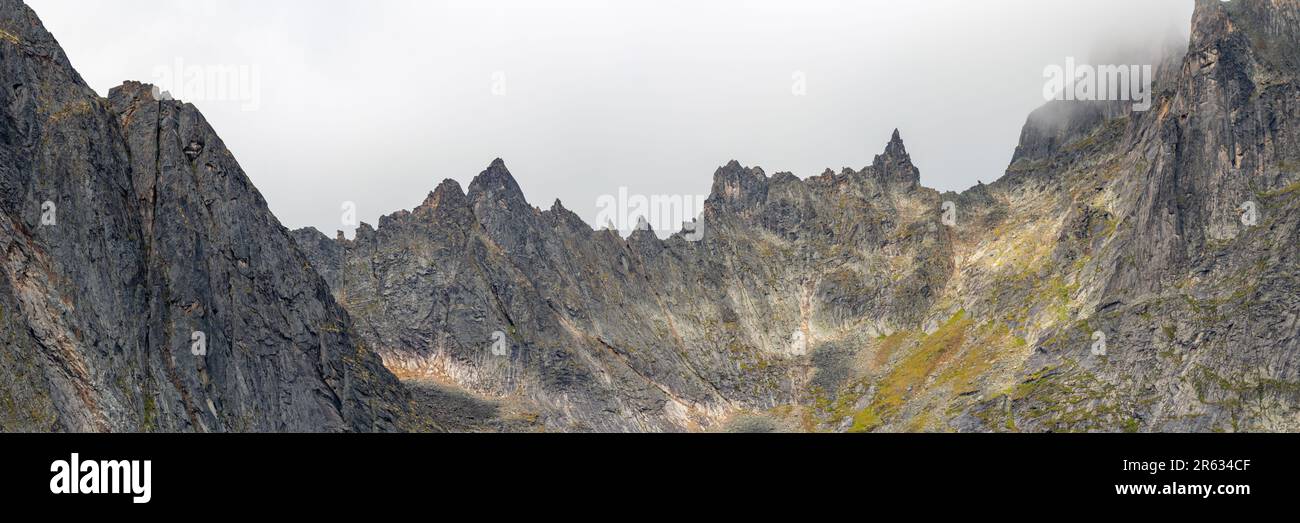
left=297, top=0, right=1300, bottom=432
left=0, top=0, right=415, bottom=432
left=1, top=0, right=1296, bottom=434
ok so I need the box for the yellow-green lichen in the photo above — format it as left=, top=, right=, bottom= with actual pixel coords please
left=849, top=310, right=973, bottom=432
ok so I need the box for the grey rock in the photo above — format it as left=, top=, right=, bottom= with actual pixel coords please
left=0, top=0, right=415, bottom=432
left=296, top=0, right=1300, bottom=433
left=4, top=0, right=1298, bottom=434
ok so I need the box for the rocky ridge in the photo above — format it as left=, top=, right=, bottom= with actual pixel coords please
left=0, top=0, right=420, bottom=432
left=0, top=0, right=1295, bottom=433
left=296, top=0, right=1300, bottom=432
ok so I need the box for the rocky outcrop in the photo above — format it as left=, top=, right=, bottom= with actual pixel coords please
left=2, top=0, right=1296, bottom=433
left=0, top=0, right=413, bottom=432
left=872, top=129, right=922, bottom=190
left=297, top=128, right=961, bottom=431
left=297, top=0, right=1300, bottom=433
left=974, top=0, right=1300, bottom=432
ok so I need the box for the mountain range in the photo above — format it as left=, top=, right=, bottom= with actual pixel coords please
left=1, top=0, right=1297, bottom=432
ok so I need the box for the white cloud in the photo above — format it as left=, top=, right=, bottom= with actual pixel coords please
left=27, top=0, right=1194, bottom=236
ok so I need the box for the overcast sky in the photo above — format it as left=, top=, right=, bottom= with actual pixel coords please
left=28, top=0, right=1194, bottom=237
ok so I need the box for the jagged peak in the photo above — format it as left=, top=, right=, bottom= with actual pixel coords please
left=770, top=171, right=800, bottom=185
left=706, top=159, right=770, bottom=212
left=109, top=80, right=193, bottom=109
left=288, top=226, right=328, bottom=242
left=875, top=128, right=909, bottom=162
left=716, top=160, right=767, bottom=177
left=466, top=158, right=528, bottom=206
left=627, top=218, right=663, bottom=246
left=436, top=177, right=465, bottom=194
left=377, top=209, right=411, bottom=229
left=108, top=81, right=153, bottom=101
left=541, top=197, right=590, bottom=232
left=871, top=129, right=920, bottom=189
left=419, top=178, right=467, bottom=209
left=350, top=221, right=376, bottom=243
left=393, top=178, right=476, bottom=231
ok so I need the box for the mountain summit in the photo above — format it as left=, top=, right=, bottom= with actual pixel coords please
left=296, top=0, right=1300, bottom=432
left=871, top=129, right=921, bottom=189
left=0, top=0, right=415, bottom=432
left=2, top=0, right=1297, bottom=433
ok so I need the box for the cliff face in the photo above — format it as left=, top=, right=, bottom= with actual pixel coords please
left=2, top=0, right=1296, bottom=434
left=294, top=139, right=950, bottom=432
left=298, top=0, right=1300, bottom=432
left=0, top=0, right=414, bottom=432
left=972, top=0, right=1300, bottom=433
